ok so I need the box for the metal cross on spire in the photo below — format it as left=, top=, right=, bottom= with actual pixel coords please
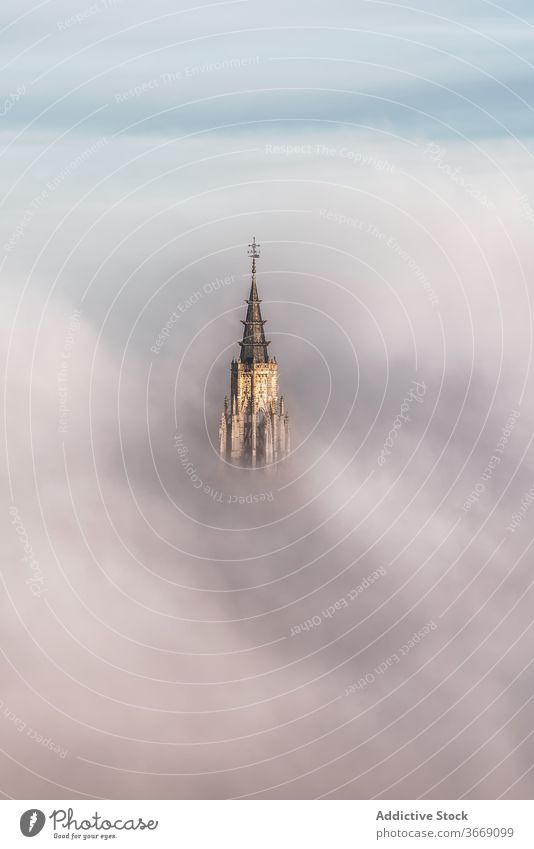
left=248, top=237, right=261, bottom=276
left=248, top=236, right=261, bottom=259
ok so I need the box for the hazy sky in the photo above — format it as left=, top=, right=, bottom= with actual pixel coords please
left=1, top=0, right=534, bottom=800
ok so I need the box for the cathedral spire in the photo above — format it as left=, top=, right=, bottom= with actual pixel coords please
left=239, top=237, right=271, bottom=363
left=219, top=239, right=290, bottom=465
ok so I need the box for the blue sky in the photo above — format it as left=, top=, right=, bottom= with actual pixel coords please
left=3, top=0, right=534, bottom=140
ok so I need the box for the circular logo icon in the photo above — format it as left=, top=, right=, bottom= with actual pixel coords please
left=20, top=810, right=46, bottom=837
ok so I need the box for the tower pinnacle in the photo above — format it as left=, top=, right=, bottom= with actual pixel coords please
left=239, top=237, right=270, bottom=363
left=218, top=239, right=291, bottom=466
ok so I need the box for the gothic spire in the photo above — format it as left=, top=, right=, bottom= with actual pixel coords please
left=239, top=237, right=271, bottom=363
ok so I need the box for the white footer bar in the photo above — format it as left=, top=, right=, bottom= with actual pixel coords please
left=2, top=800, right=532, bottom=848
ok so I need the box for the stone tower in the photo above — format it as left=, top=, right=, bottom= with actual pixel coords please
left=219, top=238, right=291, bottom=467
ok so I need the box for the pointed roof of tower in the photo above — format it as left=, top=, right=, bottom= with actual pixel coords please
left=239, top=237, right=271, bottom=363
